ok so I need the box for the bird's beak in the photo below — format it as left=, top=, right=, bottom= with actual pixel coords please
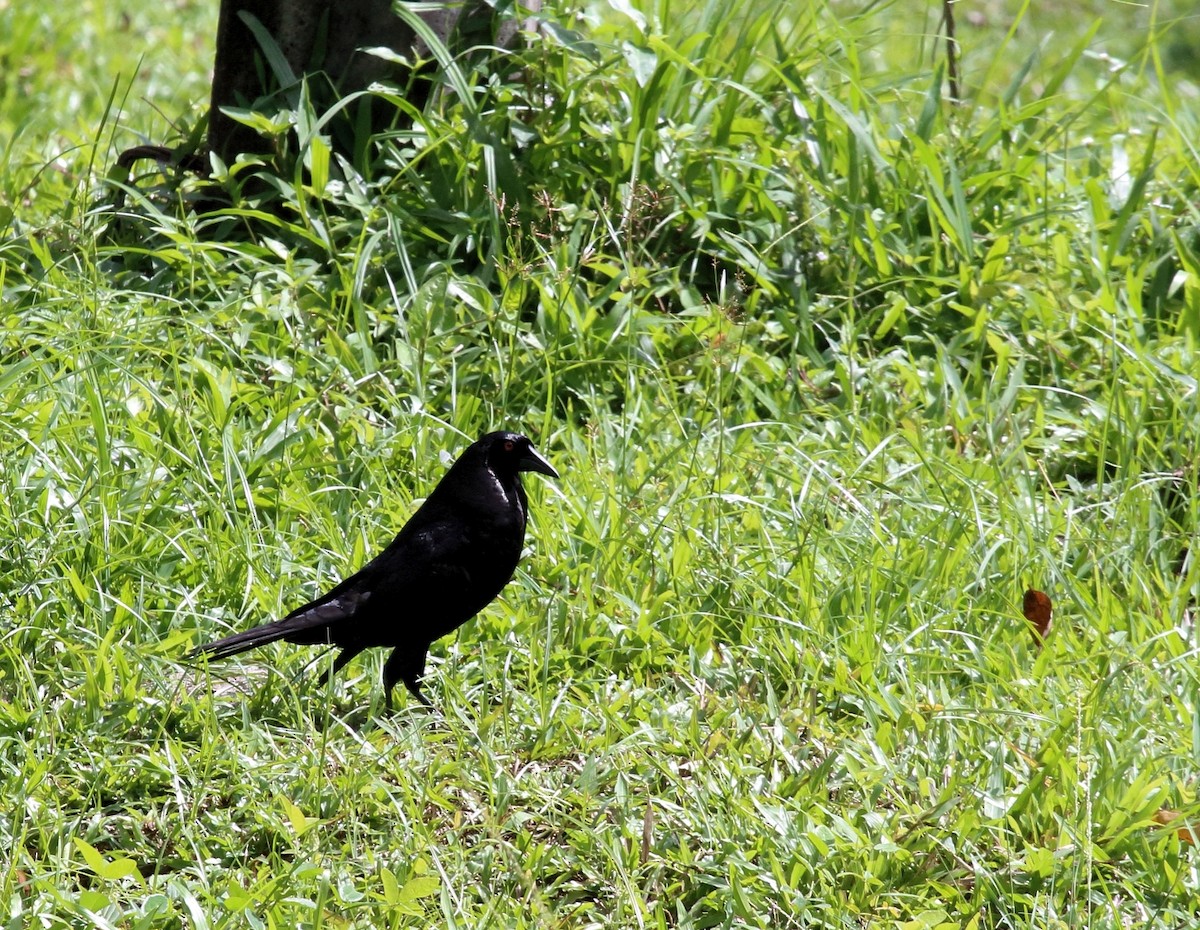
left=518, top=445, right=559, bottom=479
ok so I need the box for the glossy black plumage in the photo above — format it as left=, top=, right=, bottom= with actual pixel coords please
left=188, top=431, right=557, bottom=709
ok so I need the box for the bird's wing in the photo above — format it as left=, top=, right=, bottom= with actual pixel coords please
left=283, top=515, right=475, bottom=617
left=353, top=516, right=480, bottom=597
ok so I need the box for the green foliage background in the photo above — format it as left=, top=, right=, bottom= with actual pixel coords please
left=1, top=0, right=1199, bottom=926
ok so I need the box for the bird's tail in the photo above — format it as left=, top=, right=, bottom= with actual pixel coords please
left=188, top=619, right=305, bottom=662
left=187, top=592, right=346, bottom=663
left=188, top=580, right=356, bottom=664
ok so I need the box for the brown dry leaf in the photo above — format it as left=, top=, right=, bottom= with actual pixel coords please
left=1023, top=589, right=1053, bottom=649
left=1152, top=808, right=1197, bottom=845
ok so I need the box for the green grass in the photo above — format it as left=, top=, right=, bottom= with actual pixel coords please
left=2, top=0, right=1199, bottom=926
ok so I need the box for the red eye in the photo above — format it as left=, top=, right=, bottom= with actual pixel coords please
left=504, top=440, right=514, bottom=452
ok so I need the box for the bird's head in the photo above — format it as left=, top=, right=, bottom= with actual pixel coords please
left=482, top=431, right=559, bottom=479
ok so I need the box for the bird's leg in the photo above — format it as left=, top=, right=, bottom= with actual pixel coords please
left=383, top=647, right=431, bottom=711
left=317, top=647, right=363, bottom=690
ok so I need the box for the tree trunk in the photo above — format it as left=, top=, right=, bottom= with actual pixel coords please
left=207, top=0, right=537, bottom=165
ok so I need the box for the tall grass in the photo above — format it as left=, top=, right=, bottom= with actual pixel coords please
left=1, top=0, right=1199, bottom=925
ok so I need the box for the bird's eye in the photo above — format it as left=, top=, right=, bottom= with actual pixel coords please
left=504, top=440, right=514, bottom=452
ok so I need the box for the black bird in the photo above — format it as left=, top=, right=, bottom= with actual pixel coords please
left=188, top=431, right=557, bottom=709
